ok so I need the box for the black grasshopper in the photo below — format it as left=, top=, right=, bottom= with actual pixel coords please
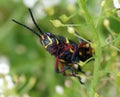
left=12, top=8, right=93, bottom=84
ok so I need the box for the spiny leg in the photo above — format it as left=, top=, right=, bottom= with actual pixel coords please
left=55, top=57, right=70, bottom=74
left=55, top=58, right=84, bottom=84
left=55, top=57, right=59, bottom=73
left=69, top=67, right=84, bottom=84
left=60, top=65, right=84, bottom=84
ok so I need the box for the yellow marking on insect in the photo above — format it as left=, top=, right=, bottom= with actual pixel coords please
left=68, top=63, right=72, bottom=66
left=65, top=37, right=69, bottom=44
left=44, top=36, right=53, bottom=48
left=41, top=41, right=44, bottom=44
left=79, top=52, right=82, bottom=55
left=85, top=44, right=89, bottom=48
left=56, top=39, right=59, bottom=44
left=70, top=48, right=74, bottom=53
left=41, top=35, right=44, bottom=40
left=59, top=59, right=65, bottom=62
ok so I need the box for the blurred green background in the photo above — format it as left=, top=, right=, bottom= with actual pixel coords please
left=0, top=0, right=120, bottom=97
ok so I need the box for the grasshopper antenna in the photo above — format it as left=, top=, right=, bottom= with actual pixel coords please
left=12, top=19, right=41, bottom=38
left=28, top=8, right=44, bottom=35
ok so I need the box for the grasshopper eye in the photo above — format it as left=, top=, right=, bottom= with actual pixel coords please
left=43, top=38, right=50, bottom=46
left=45, top=32, right=54, bottom=37
left=46, top=32, right=51, bottom=36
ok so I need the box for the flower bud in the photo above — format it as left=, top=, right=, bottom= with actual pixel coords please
left=50, top=20, right=63, bottom=27
left=67, top=27, right=75, bottom=34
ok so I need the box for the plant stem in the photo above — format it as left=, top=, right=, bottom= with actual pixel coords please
left=77, top=0, right=102, bottom=97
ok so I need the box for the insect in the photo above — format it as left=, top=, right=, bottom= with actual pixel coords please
left=12, top=8, right=93, bottom=84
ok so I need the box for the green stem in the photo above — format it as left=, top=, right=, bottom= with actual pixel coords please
left=74, top=33, right=92, bottom=44
left=77, top=0, right=102, bottom=97
left=68, top=11, right=78, bottom=20
left=61, top=23, right=85, bottom=27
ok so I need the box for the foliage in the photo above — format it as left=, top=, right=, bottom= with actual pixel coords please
left=0, top=0, right=120, bottom=97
